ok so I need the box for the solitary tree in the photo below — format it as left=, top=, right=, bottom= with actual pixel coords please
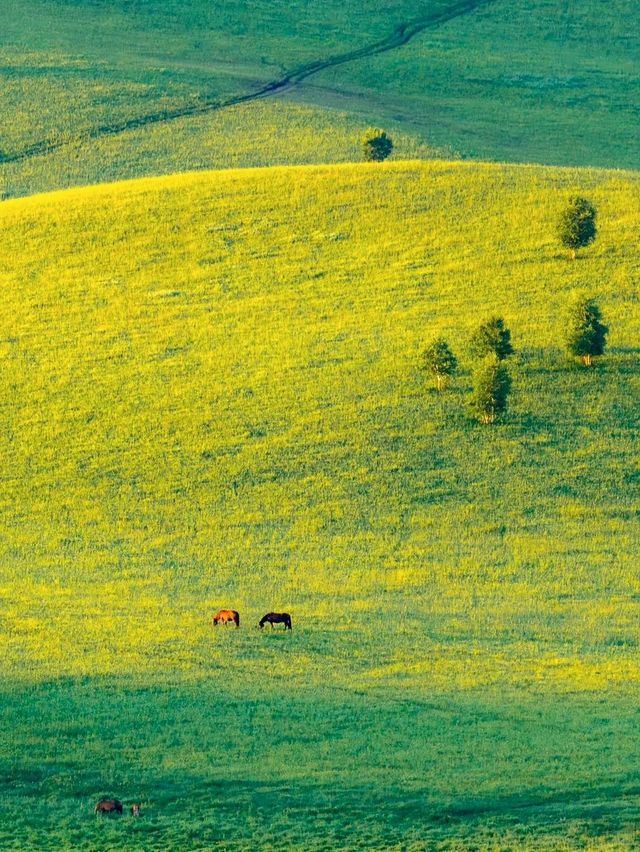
left=362, top=128, right=393, bottom=162
left=564, top=294, right=608, bottom=366
left=468, top=356, right=512, bottom=424
left=558, top=196, right=597, bottom=260
left=422, top=338, right=458, bottom=391
left=469, top=317, right=513, bottom=361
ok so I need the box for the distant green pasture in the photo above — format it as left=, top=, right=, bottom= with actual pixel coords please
left=308, top=0, right=640, bottom=168
left=0, top=0, right=638, bottom=198
left=0, top=0, right=452, bottom=156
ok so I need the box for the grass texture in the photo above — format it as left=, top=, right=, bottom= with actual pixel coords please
left=0, top=160, right=638, bottom=847
left=0, top=100, right=443, bottom=199
left=0, top=0, right=638, bottom=198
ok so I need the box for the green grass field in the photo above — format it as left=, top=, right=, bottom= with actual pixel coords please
left=0, top=161, right=639, bottom=847
left=306, top=0, right=640, bottom=168
left=1, top=0, right=638, bottom=199
left=2, top=0, right=639, bottom=845
left=0, top=100, right=444, bottom=200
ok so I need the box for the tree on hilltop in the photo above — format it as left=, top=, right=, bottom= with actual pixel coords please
left=558, top=196, right=597, bottom=260
left=362, top=128, right=393, bottom=162
left=421, top=338, right=458, bottom=391
left=468, top=355, right=512, bottom=424
left=469, top=317, right=513, bottom=361
left=564, top=293, right=608, bottom=366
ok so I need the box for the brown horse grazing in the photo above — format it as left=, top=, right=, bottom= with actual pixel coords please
left=259, top=612, right=292, bottom=630
left=213, top=609, right=240, bottom=628
left=130, top=803, right=141, bottom=817
left=94, top=798, right=123, bottom=815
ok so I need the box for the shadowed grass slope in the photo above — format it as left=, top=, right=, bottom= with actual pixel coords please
left=0, top=0, right=638, bottom=198
left=308, top=0, right=640, bottom=169
left=0, top=0, right=460, bottom=161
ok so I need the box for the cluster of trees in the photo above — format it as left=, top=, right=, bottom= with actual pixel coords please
left=422, top=317, right=513, bottom=424
left=422, top=298, right=608, bottom=424
left=417, top=194, right=604, bottom=424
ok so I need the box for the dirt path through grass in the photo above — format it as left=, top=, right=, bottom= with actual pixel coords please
left=0, top=0, right=498, bottom=167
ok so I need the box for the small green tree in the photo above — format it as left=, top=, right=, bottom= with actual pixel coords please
left=362, top=128, right=393, bottom=162
left=468, top=356, right=512, bottom=424
left=564, top=294, right=608, bottom=366
left=558, top=196, right=597, bottom=260
left=469, top=317, right=513, bottom=361
left=422, top=338, right=458, bottom=391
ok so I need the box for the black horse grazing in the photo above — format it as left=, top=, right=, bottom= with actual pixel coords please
left=259, top=612, right=292, bottom=630
left=95, top=798, right=123, bottom=815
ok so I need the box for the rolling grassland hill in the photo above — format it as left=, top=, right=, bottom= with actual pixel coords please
left=0, top=100, right=443, bottom=200
left=0, top=160, right=638, bottom=847
left=306, top=0, right=640, bottom=169
left=1, top=0, right=638, bottom=198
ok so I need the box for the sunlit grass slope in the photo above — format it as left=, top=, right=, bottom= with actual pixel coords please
left=0, top=161, right=639, bottom=848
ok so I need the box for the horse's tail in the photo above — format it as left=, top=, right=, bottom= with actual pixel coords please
left=287, top=615, right=292, bottom=630
left=235, top=612, right=240, bottom=627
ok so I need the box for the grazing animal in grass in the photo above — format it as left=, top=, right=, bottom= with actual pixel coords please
left=259, top=612, right=292, bottom=630
left=213, top=609, right=240, bottom=627
left=130, top=803, right=141, bottom=817
left=94, top=798, right=123, bottom=815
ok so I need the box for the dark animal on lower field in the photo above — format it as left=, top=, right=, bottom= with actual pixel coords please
left=259, top=612, right=292, bottom=630
left=130, top=803, right=141, bottom=817
left=94, top=798, right=123, bottom=815
left=213, top=609, right=240, bottom=627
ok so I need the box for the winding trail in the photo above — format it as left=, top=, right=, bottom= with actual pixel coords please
left=0, top=0, right=496, bottom=166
